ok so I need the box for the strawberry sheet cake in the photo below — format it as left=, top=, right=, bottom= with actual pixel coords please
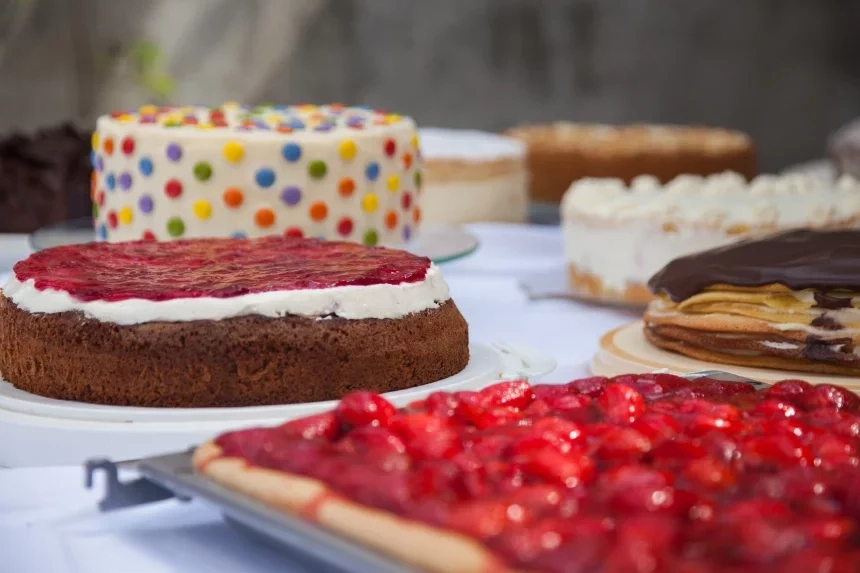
left=0, top=236, right=469, bottom=407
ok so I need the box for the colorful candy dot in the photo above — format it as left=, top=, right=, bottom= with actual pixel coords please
left=119, top=172, right=132, bottom=191
left=121, top=136, right=135, bottom=155
left=194, top=161, right=213, bottom=181
left=413, top=206, right=422, bottom=223
left=284, top=227, right=304, bottom=238
left=96, top=191, right=105, bottom=207
left=107, top=210, right=118, bottom=229
left=411, top=134, right=419, bottom=149
left=138, top=194, right=154, bottom=213
left=363, top=229, right=379, bottom=246
left=402, top=152, right=413, bottom=170
left=281, top=186, right=302, bottom=206
left=166, top=143, right=182, bottom=162
left=92, top=203, right=98, bottom=219
left=365, top=162, right=380, bottom=182
left=386, top=175, right=400, bottom=193
left=337, top=217, right=354, bottom=237
left=256, top=168, right=276, bottom=188
left=309, top=201, right=328, bottom=221
left=139, top=157, right=153, bottom=177
left=230, top=231, right=247, bottom=239
left=104, top=137, right=114, bottom=156
left=223, top=187, right=244, bottom=208
left=139, top=104, right=159, bottom=116
left=403, top=225, right=412, bottom=241
left=338, top=139, right=357, bottom=161
left=90, top=150, right=97, bottom=168
left=167, top=217, right=185, bottom=237
left=91, top=132, right=99, bottom=151
left=142, top=230, right=156, bottom=241
left=338, top=178, right=356, bottom=198
left=165, top=179, right=183, bottom=198
left=223, top=141, right=244, bottom=163
left=361, top=193, right=378, bottom=213
left=385, top=210, right=398, bottom=230
left=255, top=208, right=276, bottom=228
left=383, top=138, right=396, bottom=157
left=97, top=223, right=107, bottom=241
left=106, top=173, right=116, bottom=191
left=193, top=200, right=213, bottom=220
left=401, top=192, right=412, bottom=210
left=118, top=206, right=134, bottom=225
left=414, top=170, right=422, bottom=188
left=308, top=160, right=327, bottom=179
left=95, top=156, right=104, bottom=172
left=281, top=142, right=302, bottom=162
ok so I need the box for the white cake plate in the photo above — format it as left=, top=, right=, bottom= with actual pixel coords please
left=28, top=218, right=479, bottom=265
left=0, top=341, right=555, bottom=467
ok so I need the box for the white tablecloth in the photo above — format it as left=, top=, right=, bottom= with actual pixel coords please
left=0, top=223, right=638, bottom=573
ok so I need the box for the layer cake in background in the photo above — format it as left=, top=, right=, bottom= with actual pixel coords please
left=419, top=128, right=528, bottom=224
left=0, top=123, right=92, bottom=233
left=561, top=171, right=860, bottom=306
left=505, top=123, right=757, bottom=206
left=829, top=117, right=860, bottom=179
left=92, top=103, right=422, bottom=246
left=646, top=228, right=860, bottom=375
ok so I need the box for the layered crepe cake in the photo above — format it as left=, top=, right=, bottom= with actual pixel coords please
left=645, top=229, right=860, bottom=375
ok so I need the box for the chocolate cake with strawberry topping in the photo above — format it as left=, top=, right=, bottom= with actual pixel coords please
left=194, top=374, right=860, bottom=572
left=0, top=236, right=468, bottom=407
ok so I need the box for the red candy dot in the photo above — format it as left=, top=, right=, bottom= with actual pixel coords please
left=401, top=192, right=412, bottom=210
left=121, top=136, right=135, bottom=155
left=141, top=230, right=156, bottom=241
left=165, top=179, right=183, bottom=198
left=210, top=109, right=225, bottom=123
left=383, top=138, right=396, bottom=157
left=337, top=217, right=354, bottom=237
left=183, top=116, right=198, bottom=125
left=107, top=211, right=118, bottom=229
left=109, top=110, right=127, bottom=118
left=96, top=191, right=106, bottom=208
left=284, top=227, right=304, bottom=238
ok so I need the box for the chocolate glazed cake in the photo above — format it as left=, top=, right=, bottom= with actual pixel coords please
left=645, top=229, right=860, bottom=375
left=0, top=237, right=470, bottom=407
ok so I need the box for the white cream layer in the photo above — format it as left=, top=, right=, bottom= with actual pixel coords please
left=2, top=264, right=449, bottom=325
left=423, top=174, right=529, bottom=224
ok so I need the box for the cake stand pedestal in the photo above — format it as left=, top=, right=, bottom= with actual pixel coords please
left=0, top=341, right=555, bottom=467
left=592, top=320, right=860, bottom=392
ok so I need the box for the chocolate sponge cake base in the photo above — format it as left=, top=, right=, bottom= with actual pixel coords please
left=0, top=295, right=470, bottom=408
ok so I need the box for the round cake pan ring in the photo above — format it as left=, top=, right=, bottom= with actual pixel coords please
left=0, top=341, right=556, bottom=424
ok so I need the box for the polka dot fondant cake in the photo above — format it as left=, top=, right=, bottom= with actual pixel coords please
left=90, top=104, right=423, bottom=246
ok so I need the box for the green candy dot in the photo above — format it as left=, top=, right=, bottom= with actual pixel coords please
left=414, top=170, right=422, bottom=187
left=92, top=203, right=99, bottom=219
left=193, top=161, right=213, bottom=181
left=363, top=229, right=379, bottom=247
left=167, top=217, right=185, bottom=237
left=308, top=160, right=327, bottom=179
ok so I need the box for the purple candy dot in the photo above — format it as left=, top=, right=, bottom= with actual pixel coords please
left=138, top=194, right=154, bottom=213
left=403, top=225, right=412, bottom=241
left=119, top=172, right=132, bottom=191
left=280, top=186, right=302, bottom=206
left=96, top=156, right=104, bottom=172
left=166, top=143, right=182, bottom=162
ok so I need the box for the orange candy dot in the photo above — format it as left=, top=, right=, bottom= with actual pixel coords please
left=223, top=187, right=244, bottom=208
left=255, top=208, right=275, bottom=228
left=402, top=152, right=413, bottom=170
left=413, top=207, right=422, bottom=224
left=103, top=137, right=114, bottom=156
left=338, top=177, right=356, bottom=198
left=385, top=210, right=398, bottom=230
left=309, top=201, right=328, bottom=222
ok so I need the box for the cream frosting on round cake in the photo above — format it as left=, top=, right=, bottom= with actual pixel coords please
left=91, top=103, right=422, bottom=245
left=419, top=128, right=528, bottom=224
left=561, top=171, right=860, bottom=305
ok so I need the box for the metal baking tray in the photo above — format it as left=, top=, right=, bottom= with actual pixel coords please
left=84, top=369, right=768, bottom=572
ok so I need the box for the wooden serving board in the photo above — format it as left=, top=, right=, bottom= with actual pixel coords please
left=591, top=320, right=860, bottom=391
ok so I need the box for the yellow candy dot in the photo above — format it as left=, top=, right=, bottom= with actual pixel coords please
left=193, top=200, right=213, bottom=220
left=339, top=139, right=357, bottom=161
left=386, top=174, right=400, bottom=193
left=118, top=206, right=133, bottom=225
left=118, top=114, right=134, bottom=123
left=197, top=122, right=215, bottom=131
left=362, top=193, right=379, bottom=213
left=139, top=104, right=159, bottom=115
left=91, top=132, right=100, bottom=151
left=222, top=141, right=245, bottom=163
left=385, top=114, right=401, bottom=124
left=411, top=134, right=419, bottom=149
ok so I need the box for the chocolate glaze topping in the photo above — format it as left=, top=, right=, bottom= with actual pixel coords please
left=649, top=229, right=860, bottom=302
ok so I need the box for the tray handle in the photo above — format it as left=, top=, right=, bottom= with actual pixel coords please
left=85, top=458, right=179, bottom=511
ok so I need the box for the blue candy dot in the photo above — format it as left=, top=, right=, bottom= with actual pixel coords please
left=90, top=150, right=97, bottom=168
left=255, top=168, right=276, bottom=188
left=139, top=157, right=153, bottom=177
left=365, top=162, right=380, bottom=182
left=230, top=231, right=247, bottom=239
left=281, top=143, right=302, bottom=162
left=97, top=223, right=107, bottom=241
left=288, top=119, right=305, bottom=129
left=106, top=173, right=116, bottom=191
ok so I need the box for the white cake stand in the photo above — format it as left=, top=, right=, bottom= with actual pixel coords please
left=0, top=341, right=555, bottom=467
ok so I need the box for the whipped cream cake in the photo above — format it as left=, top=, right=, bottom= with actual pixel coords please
left=562, top=171, right=860, bottom=305
left=91, top=103, right=422, bottom=246
left=646, top=229, right=860, bottom=375
left=419, top=128, right=528, bottom=224
left=195, top=374, right=860, bottom=572
left=830, top=117, right=860, bottom=179
left=506, top=123, right=757, bottom=204
left=0, top=237, right=469, bottom=407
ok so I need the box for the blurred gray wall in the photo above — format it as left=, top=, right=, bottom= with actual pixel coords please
left=0, top=0, right=858, bottom=172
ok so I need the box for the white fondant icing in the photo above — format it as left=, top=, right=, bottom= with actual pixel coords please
left=418, top=128, right=525, bottom=161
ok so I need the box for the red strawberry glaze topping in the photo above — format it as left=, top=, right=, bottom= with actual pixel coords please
left=13, top=236, right=430, bottom=302
left=213, top=375, right=860, bottom=573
